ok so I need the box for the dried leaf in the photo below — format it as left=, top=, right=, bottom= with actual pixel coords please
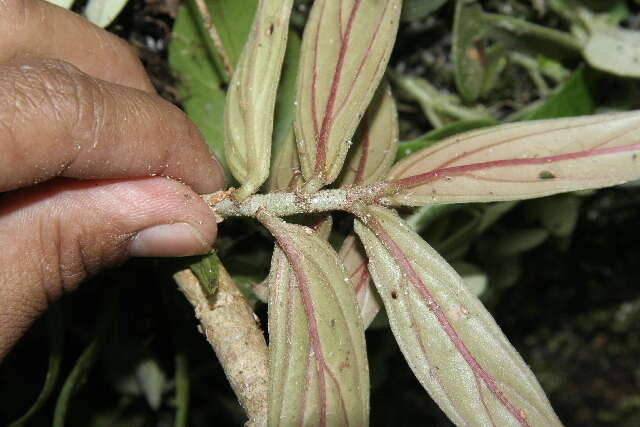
left=386, top=111, right=640, bottom=206
left=339, top=81, right=399, bottom=186
left=225, top=0, right=293, bottom=199
left=338, top=233, right=382, bottom=329
left=261, top=214, right=369, bottom=427
left=295, top=0, right=401, bottom=189
left=353, top=206, right=562, bottom=426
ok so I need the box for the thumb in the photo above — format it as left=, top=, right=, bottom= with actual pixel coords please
left=0, top=177, right=218, bottom=358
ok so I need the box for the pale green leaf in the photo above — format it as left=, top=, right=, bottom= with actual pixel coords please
left=84, top=0, right=129, bottom=28
left=268, top=31, right=303, bottom=192
left=225, top=0, right=293, bottom=200
left=338, top=233, right=382, bottom=329
left=584, top=25, right=640, bottom=78
left=135, top=358, right=167, bottom=411
left=267, top=129, right=302, bottom=191
left=354, top=206, right=561, bottom=426
left=261, top=214, right=369, bottom=427
left=339, top=80, right=398, bottom=186
left=45, top=0, right=75, bottom=9
left=386, top=111, right=640, bottom=206
left=295, top=0, right=401, bottom=189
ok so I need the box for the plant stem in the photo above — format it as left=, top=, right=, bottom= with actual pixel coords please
left=192, top=0, right=233, bottom=78
left=173, top=266, right=268, bottom=427
left=206, top=183, right=394, bottom=218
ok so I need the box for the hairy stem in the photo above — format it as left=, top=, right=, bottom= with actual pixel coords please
left=205, top=183, right=394, bottom=218
left=173, top=267, right=268, bottom=427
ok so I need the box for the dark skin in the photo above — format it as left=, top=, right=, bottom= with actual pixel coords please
left=0, top=0, right=225, bottom=359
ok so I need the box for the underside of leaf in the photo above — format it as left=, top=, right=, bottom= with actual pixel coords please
left=225, top=0, right=293, bottom=200
left=386, top=111, right=640, bottom=206
left=339, top=80, right=399, bottom=186
left=261, top=213, right=369, bottom=427
left=354, top=205, right=562, bottom=427
left=338, top=233, right=382, bottom=329
left=295, top=0, right=401, bottom=189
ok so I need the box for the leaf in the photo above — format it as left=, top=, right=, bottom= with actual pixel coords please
left=583, top=25, right=640, bottom=78
left=267, top=31, right=303, bottom=192
left=338, top=233, right=382, bottom=329
left=44, top=0, right=75, bottom=8
left=386, top=111, right=640, bottom=206
left=527, top=195, right=581, bottom=237
left=189, top=251, right=220, bottom=296
left=168, top=0, right=257, bottom=183
left=353, top=205, right=562, bottom=426
left=295, top=0, right=401, bottom=189
left=397, top=119, right=497, bottom=161
left=523, top=67, right=596, bottom=121
left=84, top=0, right=129, bottom=28
left=273, top=31, right=302, bottom=155
left=135, top=358, right=168, bottom=411
left=452, top=262, right=488, bottom=297
left=401, top=0, right=448, bottom=22
left=267, top=129, right=302, bottom=191
left=261, top=213, right=369, bottom=427
left=53, top=292, right=118, bottom=427
left=452, top=0, right=488, bottom=102
left=8, top=303, right=64, bottom=427
left=339, top=81, right=398, bottom=186
left=224, top=0, right=293, bottom=200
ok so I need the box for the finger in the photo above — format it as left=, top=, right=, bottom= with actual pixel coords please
left=0, top=177, right=218, bottom=359
left=0, top=0, right=153, bottom=92
left=0, top=58, right=224, bottom=194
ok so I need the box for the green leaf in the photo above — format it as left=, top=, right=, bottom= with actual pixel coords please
left=261, top=213, right=369, bottom=426
left=490, top=228, right=550, bottom=256
left=524, top=67, right=596, bottom=120
left=8, top=303, right=64, bottom=427
left=483, top=12, right=582, bottom=60
left=338, top=233, right=382, bottom=329
left=189, top=251, right=220, bottom=296
left=168, top=0, right=258, bottom=183
left=53, top=293, right=118, bottom=427
left=583, top=25, right=640, bottom=78
left=452, top=0, right=488, bottom=102
left=295, top=0, right=401, bottom=190
left=527, top=194, right=581, bottom=237
left=354, top=206, right=562, bottom=426
left=401, top=0, right=448, bottom=22
left=84, top=0, right=129, bottom=28
left=396, top=119, right=497, bottom=161
left=224, top=0, right=294, bottom=199
left=386, top=111, right=640, bottom=206
left=339, top=80, right=398, bottom=186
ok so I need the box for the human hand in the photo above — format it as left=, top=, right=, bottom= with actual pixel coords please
left=0, top=0, right=224, bottom=359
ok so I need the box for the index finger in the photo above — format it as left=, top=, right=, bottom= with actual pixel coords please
left=0, top=58, right=224, bottom=194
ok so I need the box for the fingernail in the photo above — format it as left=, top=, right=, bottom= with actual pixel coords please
left=129, top=223, right=211, bottom=257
